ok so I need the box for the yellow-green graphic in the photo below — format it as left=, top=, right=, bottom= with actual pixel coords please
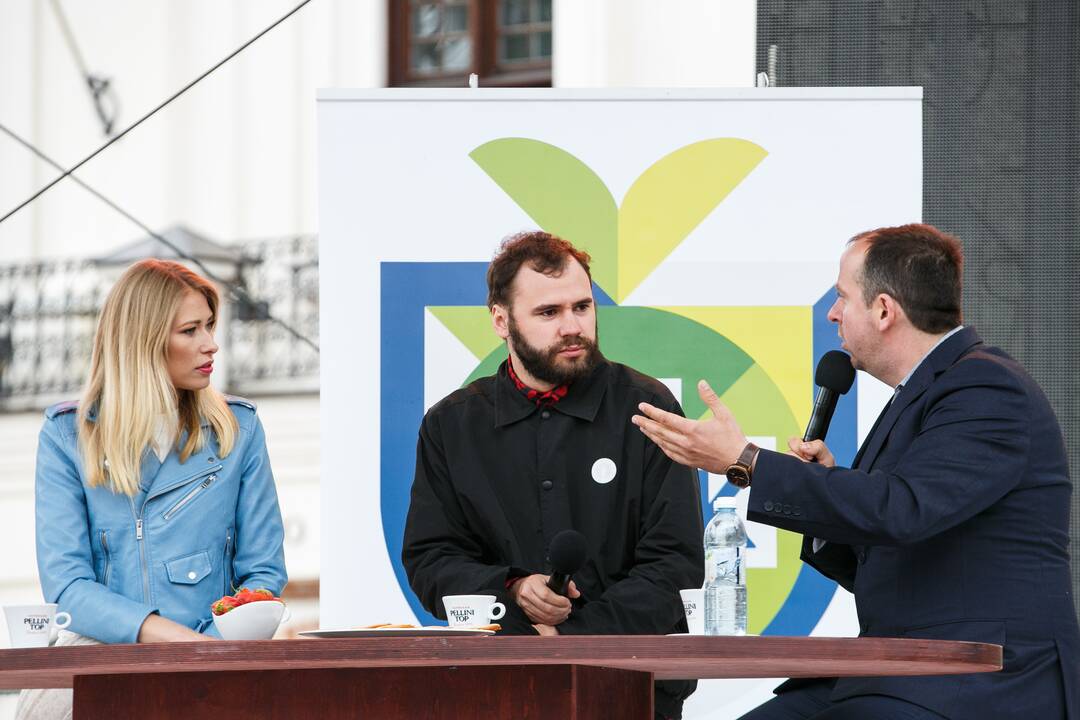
left=470, top=137, right=768, bottom=303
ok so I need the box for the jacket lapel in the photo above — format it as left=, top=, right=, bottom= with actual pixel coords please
left=138, top=449, right=163, bottom=493
left=853, top=376, right=926, bottom=471
left=853, top=327, right=983, bottom=471
left=851, top=394, right=894, bottom=469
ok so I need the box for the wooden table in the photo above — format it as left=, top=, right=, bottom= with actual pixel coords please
left=0, top=635, right=1001, bottom=719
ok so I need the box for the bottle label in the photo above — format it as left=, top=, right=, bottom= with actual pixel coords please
left=705, top=547, right=743, bottom=585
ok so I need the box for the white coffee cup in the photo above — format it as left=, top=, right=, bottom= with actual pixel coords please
left=4, top=604, right=72, bottom=648
left=442, top=594, right=506, bottom=628
left=679, top=589, right=704, bottom=635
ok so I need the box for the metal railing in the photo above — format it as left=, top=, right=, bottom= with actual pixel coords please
left=228, top=234, right=320, bottom=396
left=0, top=235, right=319, bottom=412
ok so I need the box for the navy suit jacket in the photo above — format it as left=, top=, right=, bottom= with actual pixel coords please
left=748, top=327, right=1080, bottom=719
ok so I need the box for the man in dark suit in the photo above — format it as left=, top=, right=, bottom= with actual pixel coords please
left=634, top=223, right=1079, bottom=719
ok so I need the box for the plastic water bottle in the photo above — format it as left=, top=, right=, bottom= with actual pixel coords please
left=703, top=496, right=747, bottom=636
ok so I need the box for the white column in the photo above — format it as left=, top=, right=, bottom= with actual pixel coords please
left=553, top=0, right=757, bottom=88
left=0, top=0, right=47, bottom=261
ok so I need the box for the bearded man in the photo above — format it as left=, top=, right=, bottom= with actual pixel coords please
left=402, top=231, right=704, bottom=720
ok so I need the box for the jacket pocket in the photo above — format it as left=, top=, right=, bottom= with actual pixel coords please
left=162, top=473, right=218, bottom=521
left=165, top=550, right=212, bottom=585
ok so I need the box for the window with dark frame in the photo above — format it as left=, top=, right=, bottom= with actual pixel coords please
left=389, top=0, right=552, bottom=87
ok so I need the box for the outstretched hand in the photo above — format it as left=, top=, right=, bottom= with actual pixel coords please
left=632, top=380, right=749, bottom=474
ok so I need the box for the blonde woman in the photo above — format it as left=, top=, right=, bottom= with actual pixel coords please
left=18, top=260, right=287, bottom=718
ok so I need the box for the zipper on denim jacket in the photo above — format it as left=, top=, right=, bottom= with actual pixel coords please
left=223, top=528, right=234, bottom=595
left=127, top=464, right=223, bottom=604
left=100, top=530, right=112, bottom=586
left=163, top=474, right=217, bottom=521
left=128, top=498, right=151, bottom=603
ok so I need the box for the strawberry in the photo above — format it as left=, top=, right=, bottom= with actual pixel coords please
left=234, top=587, right=259, bottom=605
left=211, top=596, right=240, bottom=616
left=212, top=587, right=282, bottom=616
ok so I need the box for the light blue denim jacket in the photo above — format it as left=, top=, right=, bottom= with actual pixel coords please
left=34, top=396, right=288, bottom=644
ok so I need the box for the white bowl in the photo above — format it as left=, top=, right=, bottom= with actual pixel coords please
left=212, top=600, right=289, bottom=640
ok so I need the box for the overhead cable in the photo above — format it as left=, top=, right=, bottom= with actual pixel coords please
left=0, top=0, right=316, bottom=227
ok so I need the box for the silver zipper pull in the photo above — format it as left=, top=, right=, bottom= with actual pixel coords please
left=136, top=519, right=143, bottom=540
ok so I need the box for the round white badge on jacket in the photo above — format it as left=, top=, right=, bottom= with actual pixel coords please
left=591, top=458, right=617, bottom=484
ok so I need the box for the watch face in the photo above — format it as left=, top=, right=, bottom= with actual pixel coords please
left=726, top=466, right=750, bottom=488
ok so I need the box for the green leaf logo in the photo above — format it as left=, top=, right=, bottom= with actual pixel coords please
left=470, top=137, right=768, bottom=302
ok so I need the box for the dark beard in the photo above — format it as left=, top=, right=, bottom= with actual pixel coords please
left=508, top=316, right=600, bottom=388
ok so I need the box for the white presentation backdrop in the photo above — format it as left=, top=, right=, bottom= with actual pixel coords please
left=317, top=87, right=921, bottom=719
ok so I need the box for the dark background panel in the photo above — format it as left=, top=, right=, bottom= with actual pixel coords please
left=758, top=0, right=1080, bottom=620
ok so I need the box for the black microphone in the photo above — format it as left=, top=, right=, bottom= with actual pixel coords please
left=803, top=350, right=856, bottom=442
left=546, top=529, right=588, bottom=596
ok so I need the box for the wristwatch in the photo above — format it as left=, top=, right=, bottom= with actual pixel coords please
left=725, top=442, right=760, bottom=489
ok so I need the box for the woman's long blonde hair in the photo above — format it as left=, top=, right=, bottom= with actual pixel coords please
left=78, top=259, right=238, bottom=496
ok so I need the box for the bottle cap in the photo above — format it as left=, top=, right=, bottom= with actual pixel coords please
left=712, top=496, right=738, bottom=510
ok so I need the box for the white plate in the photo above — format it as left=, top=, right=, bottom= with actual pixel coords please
left=298, top=627, right=495, bottom=639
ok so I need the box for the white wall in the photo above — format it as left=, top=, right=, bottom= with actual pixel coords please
left=554, top=0, right=756, bottom=88
left=0, top=0, right=386, bottom=262
left=0, top=1, right=757, bottom=263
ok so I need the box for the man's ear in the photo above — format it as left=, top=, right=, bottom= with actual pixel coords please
left=491, top=304, right=511, bottom=340
left=876, top=294, right=903, bottom=331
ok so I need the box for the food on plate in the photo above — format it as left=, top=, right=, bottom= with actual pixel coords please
left=352, top=623, right=502, bottom=632
left=211, top=587, right=282, bottom=616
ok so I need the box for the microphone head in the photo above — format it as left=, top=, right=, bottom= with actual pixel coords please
left=815, top=350, right=856, bottom=394
left=548, top=530, right=588, bottom=575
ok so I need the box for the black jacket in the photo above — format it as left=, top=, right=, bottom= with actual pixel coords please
left=403, top=357, right=705, bottom=717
